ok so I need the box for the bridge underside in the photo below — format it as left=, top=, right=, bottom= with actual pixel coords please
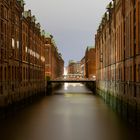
left=46, top=80, right=96, bottom=94
left=48, top=80, right=96, bottom=83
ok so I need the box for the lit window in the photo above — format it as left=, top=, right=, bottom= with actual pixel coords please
left=17, top=41, right=19, bottom=49
left=25, top=46, right=28, bottom=53
left=12, top=38, right=15, bottom=48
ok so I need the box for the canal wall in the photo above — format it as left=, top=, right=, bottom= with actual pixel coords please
left=46, top=82, right=63, bottom=95
left=85, top=82, right=96, bottom=94
left=0, top=81, right=63, bottom=119
left=0, top=85, right=46, bottom=119
left=96, top=82, right=140, bottom=129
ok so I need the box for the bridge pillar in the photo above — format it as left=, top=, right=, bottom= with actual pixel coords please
left=85, top=82, right=96, bottom=94
left=46, top=81, right=52, bottom=95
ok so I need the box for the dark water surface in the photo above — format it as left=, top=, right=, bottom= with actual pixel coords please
left=0, top=83, right=139, bottom=140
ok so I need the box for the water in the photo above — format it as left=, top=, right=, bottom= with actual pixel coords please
left=0, top=83, right=139, bottom=140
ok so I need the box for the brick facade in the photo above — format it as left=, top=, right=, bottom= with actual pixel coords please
left=0, top=0, right=47, bottom=107
left=68, top=60, right=81, bottom=75
left=45, top=35, right=64, bottom=80
left=85, top=46, right=96, bottom=78
left=95, top=0, right=140, bottom=127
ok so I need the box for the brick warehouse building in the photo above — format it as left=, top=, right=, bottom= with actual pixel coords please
left=95, top=0, right=140, bottom=127
left=85, top=46, right=96, bottom=79
left=0, top=0, right=25, bottom=106
left=68, top=60, right=81, bottom=75
left=0, top=0, right=64, bottom=108
left=45, top=34, right=64, bottom=80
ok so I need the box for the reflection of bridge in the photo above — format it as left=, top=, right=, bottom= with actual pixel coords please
left=48, top=79, right=96, bottom=83
left=46, top=79, right=96, bottom=95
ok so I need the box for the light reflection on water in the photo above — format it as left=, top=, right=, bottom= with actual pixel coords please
left=0, top=83, right=140, bottom=140
left=64, top=83, right=84, bottom=90
left=64, top=83, right=69, bottom=90
left=55, top=83, right=93, bottom=94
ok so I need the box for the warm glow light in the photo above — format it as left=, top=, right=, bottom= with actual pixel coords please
left=64, top=83, right=68, bottom=90
left=64, top=67, right=68, bottom=75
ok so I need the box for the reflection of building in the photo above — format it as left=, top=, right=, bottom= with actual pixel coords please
left=95, top=0, right=140, bottom=127
left=68, top=60, right=81, bottom=74
left=85, top=46, right=96, bottom=78
left=45, top=34, right=64, bottom=80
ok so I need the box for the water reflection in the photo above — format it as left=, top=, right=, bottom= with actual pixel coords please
left=64, top=83, right=69, bottom=90
left=55, top=83, right=93, bottom=94
left=64, top=83, right=84, bottom=90
left=0, top=84, right=140, bottom=140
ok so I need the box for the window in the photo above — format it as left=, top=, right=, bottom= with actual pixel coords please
left=14, top=66, right=17, bottom=80
left=139, top=2, right=140, bottom=53
left=24, top=67, right=26, bottom=80
left=4, top=67, right=6, bottom=80
left=130, top=66, right=132, bottom=81
left=138, top=64, right=140, bottom=82
left=12, top=66, right=14, bottom=80
left=1, top=20, right=4, bottom=33
left=8, top=66, right=11, bottom=81
left=119, top=68, right=121, bottom=81
left=17, top=41, right=19, bottom=49
left=0, top=66, right=2, bottom=81
left=12, top=38, right=15, bottom=48
left=1, top=5, right=4, bottom=18
left=0, top=85, right=3, bottom=95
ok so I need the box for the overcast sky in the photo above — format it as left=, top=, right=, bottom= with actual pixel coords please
left=25, top=0, right=111, bottom=65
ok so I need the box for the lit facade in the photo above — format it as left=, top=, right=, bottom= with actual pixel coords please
left=68, top=60, right=81, bottom=75
left=0, top=0, right=46, bottom=107
left=85, top=46, right=96, bottom=78
left=45, top=34, right=64, bottom=80
left=95, top=0, right=140, bottom=126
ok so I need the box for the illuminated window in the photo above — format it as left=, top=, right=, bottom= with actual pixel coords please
left=17, top=41, right=19, bottom=49
left=12, top=38, right=15, bottom=48
left=4, top=67, right=6, bottom=80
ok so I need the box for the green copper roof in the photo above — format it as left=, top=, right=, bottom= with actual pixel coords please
left=52, top=39, right=57, bottom=47
left=86, top=46, right=95, bottom=51
left=106, top=1, right=114, bottom=10
left=87, top=46, right=94, bottom=50
left=69, top=60, right=76, bottom=64
left=45, top=32, right=51, bottom=38
left=17, top=0, right=25, bottom=7
left=41, top=30, right=45, bottom=36
left=31, top=15, right=36, bottom=23
left=23, top=10, right=31, bottom=18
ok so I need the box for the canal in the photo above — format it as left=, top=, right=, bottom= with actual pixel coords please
left=0, top=83, right=139, bottom=140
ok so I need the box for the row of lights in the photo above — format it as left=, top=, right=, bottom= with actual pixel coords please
left=25, top=47, right=45, bottom=62
left=11, top=38, right=45, bottom=62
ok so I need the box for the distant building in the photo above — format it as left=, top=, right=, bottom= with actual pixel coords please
left=45, top=34, right=64, bottom=80
left=68, top=60, right=81, bottom=74
left=85, top=46, right=96, bottom=78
